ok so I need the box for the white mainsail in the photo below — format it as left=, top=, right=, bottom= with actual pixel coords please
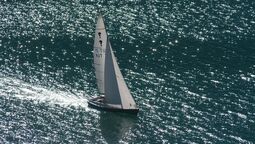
left=93, top=15, right=107, bottom=94
left=104, top=40, right=137, bottom=109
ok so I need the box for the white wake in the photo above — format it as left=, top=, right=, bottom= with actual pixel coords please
left=0, top=75, right=89, bottom=110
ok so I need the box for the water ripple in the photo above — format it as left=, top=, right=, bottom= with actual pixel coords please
left=0, top=0, right=255, bottom=143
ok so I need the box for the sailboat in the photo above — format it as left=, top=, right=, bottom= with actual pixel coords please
left=88, top=14, right=139, bottom=114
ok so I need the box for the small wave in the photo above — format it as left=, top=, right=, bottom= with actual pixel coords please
left=229, top=135, right=249, bottom=143
left=227, top=110, right=247, bottom=119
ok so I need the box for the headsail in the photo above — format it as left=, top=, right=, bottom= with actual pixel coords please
left=93, top=14, right=107, bottom=94
left=104, top=40, right=137, bottom=109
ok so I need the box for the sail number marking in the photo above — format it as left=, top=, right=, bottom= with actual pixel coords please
left=94, top=47, right=105, bottom=58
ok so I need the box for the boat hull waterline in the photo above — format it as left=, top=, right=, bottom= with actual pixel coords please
left=88, top=97, right=139, bottom=114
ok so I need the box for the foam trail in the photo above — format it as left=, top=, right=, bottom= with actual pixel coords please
left=0, top=75, right=89, bottom=110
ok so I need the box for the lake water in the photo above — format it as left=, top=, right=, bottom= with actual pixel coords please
left=0, top=0, right=254, bottom=143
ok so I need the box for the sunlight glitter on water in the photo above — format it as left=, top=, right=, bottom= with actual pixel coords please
left=0, top=0, right=254, bottom=143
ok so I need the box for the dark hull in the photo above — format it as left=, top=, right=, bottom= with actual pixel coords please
left=88, top=97, right=139, bottom=114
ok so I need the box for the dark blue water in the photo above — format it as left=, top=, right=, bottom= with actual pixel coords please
left=0, top=0, right=255, bottom=143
